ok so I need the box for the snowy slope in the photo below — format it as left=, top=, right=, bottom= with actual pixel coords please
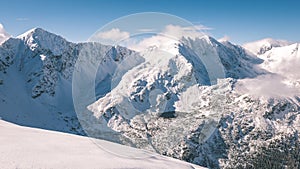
left=0, top=120, right=205, bottom=169
left=184, top=37, right=264, bottom=79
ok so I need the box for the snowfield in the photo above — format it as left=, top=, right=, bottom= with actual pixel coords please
left=0, top=120, right=205, bottom=169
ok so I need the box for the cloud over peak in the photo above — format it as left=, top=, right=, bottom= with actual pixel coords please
left=93, top=28, right=130, bottom=44
left=0, top=23, right=10, bottom=44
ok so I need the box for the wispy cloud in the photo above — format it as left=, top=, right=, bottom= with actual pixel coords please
left=162, top=24, right=206, bottom=39
left=93, top=28, right=130, bottom=44
left=0, top=23, right=10, bottom=44
left=237, top=74, right=300, bottom=98
left=91, top=24, right=211, bottom=49
left=16, top=18, right=29, bottom=21
left=137, top=28, right=156, bottom=32
left=126, top=24, right=208, bottom=52
left=218, top=35, right=230, bottom=42
left=193, top=24, right=213, bottom=31
left=191, top=22, right=213, bottom=30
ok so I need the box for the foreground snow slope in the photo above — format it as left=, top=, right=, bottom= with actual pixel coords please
left=0, top=120, right=204, bottom=169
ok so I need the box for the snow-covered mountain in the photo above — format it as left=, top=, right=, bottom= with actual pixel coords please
left=86, top=35, right=264, bottom=157
left=243, top=38, right=292, bottom=55
left=243, top=39, right=300, bottom=97
left=1, top=28, right=300, bottom=168
left=257, top=43, right=300, bottom=80
left=0, top=28, right=135, bottom=135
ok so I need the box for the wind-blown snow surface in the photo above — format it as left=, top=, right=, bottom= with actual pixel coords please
left=0, top=120, right=204, bottom=169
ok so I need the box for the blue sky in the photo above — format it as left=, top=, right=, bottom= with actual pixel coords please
left=0, top=0, right=299, bottom=44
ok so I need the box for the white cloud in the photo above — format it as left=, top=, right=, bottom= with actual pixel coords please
left=236, top=74, right=300, bottom=98
left=3, top=22, right=210, bottom=49
left=236, top=42, right=300, bottom=98
left=125, top=35, right=178, bottom=54
left=94, top=28, right=130, bottom=43
left=125, top=24, right=208, bottom=52
left=162, top=24, right=206, bottom=40
left=0, top=23, right=10, bottom=44
left=92, top=24, right=211, bottom=52
left=218, top=35, right=230, bottom=42
left=191, top=25, right=213, bottom=31
left=16, top=18, right=29, bottom=21
left=137, top=28, right=156, bottom=32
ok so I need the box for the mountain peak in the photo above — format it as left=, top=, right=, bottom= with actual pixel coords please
left=16, top=27, right=69, bottom=55
left=180, top=35, right=220, bottom=48
left=199, top=35, right=217, bottom=43
left=17, top=27, right=48, bottom=39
